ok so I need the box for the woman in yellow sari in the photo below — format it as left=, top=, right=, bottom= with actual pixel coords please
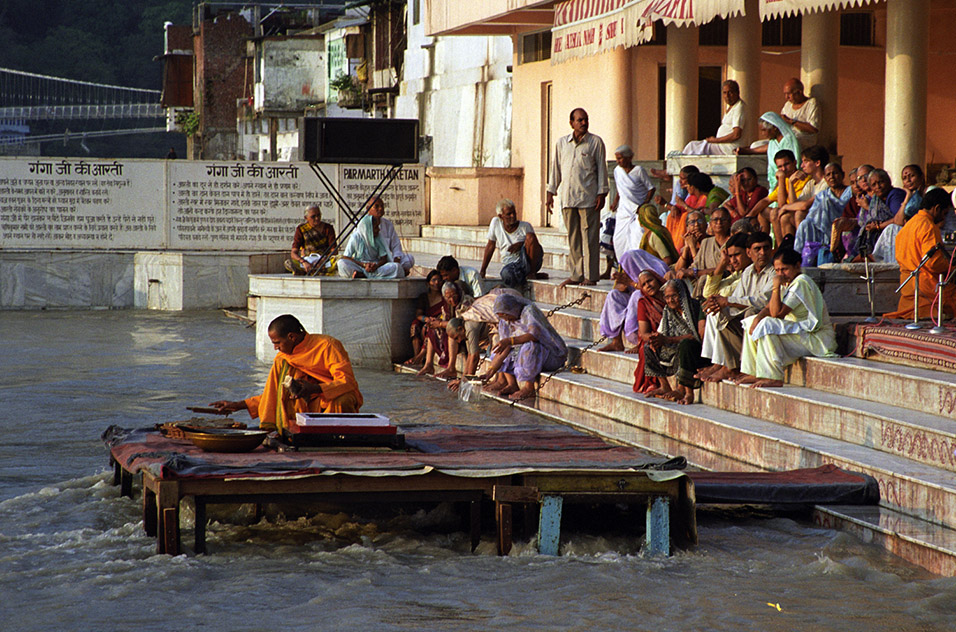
left=638, top=203, right=679, bottom=265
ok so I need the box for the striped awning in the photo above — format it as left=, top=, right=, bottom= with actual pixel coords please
left=552, top=0, right=654, bottom=63
left=760, top=0, right=880, bottom=19
left=637, top=0, right=745, bottom=27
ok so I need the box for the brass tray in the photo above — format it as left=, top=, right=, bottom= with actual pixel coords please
left=182, top=427, right=268, bottom=453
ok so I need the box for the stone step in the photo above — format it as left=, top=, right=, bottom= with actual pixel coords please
left=536, top=370, right=956, bottom=533
left=795, top=355, right=956, bottom=420
left=495, top=374, right=956, bottom=576
left=421, top=224, right=571, bottom=252
left=699, top=374, right=956, bottom=475
left=404, top=236, right=573, bottom=272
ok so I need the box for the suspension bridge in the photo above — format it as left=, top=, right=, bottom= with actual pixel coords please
left=0, top=67, right=167, bottom=146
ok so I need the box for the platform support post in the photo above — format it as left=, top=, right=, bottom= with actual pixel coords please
left=143, top=487, right=157, bottom=537
left=646, top=496, right=670, bottom=556
left=156, top=479, right=180, bottom=555
left=495, top=502, right=512, bottom=555
left=120, top=468, right=133, bottom=498
left=470, top=500, right=481, bottom=552
left=537, top=495, right=563, bottom=556
left=194, top=497, right=207, bottom=555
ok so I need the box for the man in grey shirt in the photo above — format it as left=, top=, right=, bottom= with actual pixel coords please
left=546, top=108, right=608, bottom=287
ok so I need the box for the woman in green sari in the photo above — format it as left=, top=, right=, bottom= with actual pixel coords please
left=638, top=203, right=679, bottom=265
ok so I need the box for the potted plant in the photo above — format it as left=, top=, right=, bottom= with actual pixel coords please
left=330, top=73, right=361, bottom=108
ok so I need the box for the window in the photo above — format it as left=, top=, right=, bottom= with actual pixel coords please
left=412, top=0, right=420, bottom=26
left=840, top=12, right=875, bottom=46
left=762, top=15, right=802, bottom=46
left=699, top=18, right=728, bottom=46
left=519, top=30, right=552, bottom=64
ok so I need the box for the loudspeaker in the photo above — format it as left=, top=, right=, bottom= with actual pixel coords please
left=300, top=117, right=419, bottom=164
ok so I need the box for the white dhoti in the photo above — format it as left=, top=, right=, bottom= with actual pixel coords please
left=337, top=259, right=405, bottom=279
left=701, top=311, right=745, bottom=369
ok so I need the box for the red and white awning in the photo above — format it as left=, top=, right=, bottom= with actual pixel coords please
left=552, top=0, right=654, bottom=63
left=637, top=0, right=745, bottom=27
left=760, top=0, right=880, bottom=20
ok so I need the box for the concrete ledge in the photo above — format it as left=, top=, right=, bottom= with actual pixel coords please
left=250, top=274, right=427, bottom=369
left=134, top=251, right=285, bottom=310
left=1, top=250, right=135, bottom=309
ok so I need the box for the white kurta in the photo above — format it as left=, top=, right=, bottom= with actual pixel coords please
left=740, top=274, right=837, bottom=380
left=611, top=164, right=653, bottom=259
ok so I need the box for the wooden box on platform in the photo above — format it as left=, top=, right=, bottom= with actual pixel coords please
left=249, top=275, right=426, bottom=369
left=805, top=263, right=900, bottom=315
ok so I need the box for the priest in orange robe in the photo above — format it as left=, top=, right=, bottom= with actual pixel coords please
left=212, top=314, right=362, bottom=433
left=884, top=189, right=956, bottom=320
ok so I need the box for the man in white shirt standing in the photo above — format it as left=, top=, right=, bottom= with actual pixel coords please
left=679, top=80, right=746, bottom=155
left=367, top=196, right=414, bottom=275
left=479, top=198, right=545, bottom=289
left=546, top=107, right=608, bottom=287
left=781, top=78, right=820, bottom=149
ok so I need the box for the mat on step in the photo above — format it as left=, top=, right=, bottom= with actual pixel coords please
left=687, top=464, right=880, bottom=505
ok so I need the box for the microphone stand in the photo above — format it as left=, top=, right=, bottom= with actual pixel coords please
left=896, top=246, right=940, bottom=330
left=930, top=274, right=947, bottom=335
left=860, top=253, right=878, bottom=323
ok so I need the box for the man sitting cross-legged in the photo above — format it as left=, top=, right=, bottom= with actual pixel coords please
left=695, top=231, right=775, bottom=383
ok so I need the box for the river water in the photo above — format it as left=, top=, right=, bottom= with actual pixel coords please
left=2, top=310, right=956, bottom=631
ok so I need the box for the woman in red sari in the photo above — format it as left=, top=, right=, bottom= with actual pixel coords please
left=629, top=270, right=667, bottom=394
left=406, top=269, right=446, bottom=366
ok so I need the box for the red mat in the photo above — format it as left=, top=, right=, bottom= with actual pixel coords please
left=854, top=320, right=956, bottom=373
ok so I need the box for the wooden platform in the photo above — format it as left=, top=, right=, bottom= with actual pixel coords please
left=105, top=423, right=694, bottom=556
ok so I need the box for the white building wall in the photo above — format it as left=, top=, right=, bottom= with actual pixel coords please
left=395, top=7, right=513, bottom=167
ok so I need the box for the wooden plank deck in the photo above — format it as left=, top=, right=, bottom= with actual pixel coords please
left=106, top=424, right=693, bottom=557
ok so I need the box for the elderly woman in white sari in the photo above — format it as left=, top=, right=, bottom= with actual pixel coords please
left=736, top=112, right=800, bottom=192
left=479, top=293, right=568, bottom=401
left=793, top=163, right=852, bottom=257
left=337, top=214, right=405, bottom=279
left=735, top=248, right=837, bottom=388
left=610, top=145, right=655, bottom=260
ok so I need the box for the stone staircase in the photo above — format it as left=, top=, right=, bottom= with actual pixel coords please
left=402, top=224, right=956, bottom=575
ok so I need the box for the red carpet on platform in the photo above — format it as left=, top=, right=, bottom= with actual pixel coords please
left=853, top=320, right=956, bottom=373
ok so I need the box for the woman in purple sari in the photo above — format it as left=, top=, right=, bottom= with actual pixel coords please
left=598, top=249, right=670, bottom=352
left=480, top=293, right=568, bottom=401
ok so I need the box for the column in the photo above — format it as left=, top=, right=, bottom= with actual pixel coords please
left=800, top=10, right=839, bottom=151
left=605, top=47, right=633, bottom=146
left=727, top=0, right=761, bottom=144
left=883, top=0, right=929, bottom=178
left=665, top=24, right=698, bottom=154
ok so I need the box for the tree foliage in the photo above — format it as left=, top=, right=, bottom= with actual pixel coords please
left=0, top=0, right=193, bottom=88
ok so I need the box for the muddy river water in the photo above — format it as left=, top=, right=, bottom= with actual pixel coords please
left=2, top=310, right=955, bottom=631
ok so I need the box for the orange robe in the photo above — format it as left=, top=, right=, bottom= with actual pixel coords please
left=884, top=210, right=956, bottom=320
left=666, top=208, right=688, bottom=251
left=244, top=333, right=363, bottom=433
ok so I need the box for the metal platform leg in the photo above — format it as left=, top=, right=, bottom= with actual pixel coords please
left=496, top=502, right=513, bottom=556
left=155, top=479, right=180, bottom=555
left=645, top=496, right=670, bottom=556
left=537, top=495, right=563, bottom=556
left=470, top=500, right=481, bottom=552
left=194, top=497, right=207, bottom=555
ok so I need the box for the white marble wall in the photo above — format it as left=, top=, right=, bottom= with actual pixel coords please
left=0, top=251, right=134, bottom=309
left=249, top=275, right=426, bottom=368
left=134, top=252, right=286, bottom=310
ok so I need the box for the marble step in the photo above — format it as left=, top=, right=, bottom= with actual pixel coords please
left=495, top=375, right=956, bottom=577
left=536, top=370, right=956, bottom=533
left=699, top=376, right=956, bottom=475
left=421, top=224, right=572, bottom=252
left=404, top=236, right=573, bottom=272
left=795, top=356, right=956, bottom=421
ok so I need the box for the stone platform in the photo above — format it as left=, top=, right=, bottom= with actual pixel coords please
left=248, top=274, right=426, bottom=369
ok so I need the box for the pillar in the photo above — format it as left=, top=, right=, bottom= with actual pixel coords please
left=665, top=24, right=698, bottom=155
left=800, top=10, right=839, bottom=152
left=727, top=0, right=761, bottom=145
left=605, top=47, right=633, bottom=147
left=883, top=0, right=929, bottom=178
